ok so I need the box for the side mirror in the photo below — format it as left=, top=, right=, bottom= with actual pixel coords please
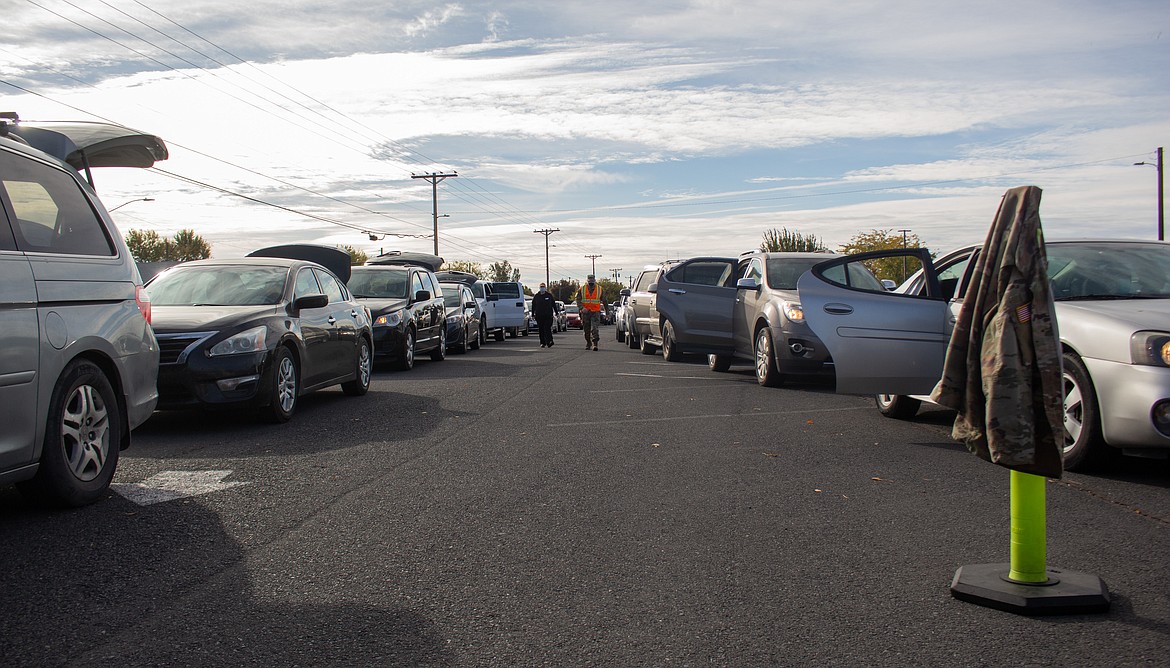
left=647, top=282, right=658, bottom=293
left=465, top=301, right=477, bottom=309
left=415, top=290, right=431, bottom=302
left=619, top=288, right=631, bottom=296
left=881, top=279, right=898, bottom=291
left=293, top=293, right=329, bottom=310
left=736, top=277, right=760, bottom=291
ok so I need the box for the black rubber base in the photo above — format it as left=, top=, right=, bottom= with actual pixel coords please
left=950, top=563, right=1110, bottom=616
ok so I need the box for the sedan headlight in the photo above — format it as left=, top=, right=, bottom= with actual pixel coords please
left=1131, top=331, right=1170, bottom=367
left=375, top=310, right=405, bottom=327
left=782, top=301, right=805, bottom=324
left=208, top=325, right=267, bottom=357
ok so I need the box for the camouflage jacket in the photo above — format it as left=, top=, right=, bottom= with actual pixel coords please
left=930, top=185, right=1064, bottom=478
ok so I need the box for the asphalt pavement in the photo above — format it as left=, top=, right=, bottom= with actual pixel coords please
left=3, top=325, right=1169, bottom=666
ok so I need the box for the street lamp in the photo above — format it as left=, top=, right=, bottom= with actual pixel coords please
left=1134, top=147, right=1164, bottom=241
left=108, top=197, right=154, bottom=212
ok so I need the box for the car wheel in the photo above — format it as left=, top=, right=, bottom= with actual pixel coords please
left=640, top=333, right=657, bottom=355
left=755, top=329, right=783, bottom=387
left=662, top=322, right=682, bottom=362
left=342, top=337, right=372, bottom=396
left=628, top=330, right=639, bottom=349
left=495, top=328, right=505, bottom=342
left=1062, top=352, right=1111, bottom=471
left=455, top=326, right=470, bottom=354
left=521, top=326, right=529, bottom=337
left=431, top=327, right=447, bottom=361
left=875, top=394, right=920, bottom=419
left=470, top=323, right=482, bottom=350
left=396, top=328, right=416, bottom=371
left=708, top=354, right=732, bottom=372
left=264, top=347, right=298, bottom=423
left=17, top=360, right=122, bottom=507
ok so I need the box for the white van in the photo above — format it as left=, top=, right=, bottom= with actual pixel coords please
left=480, top=281, right=527, bottom=340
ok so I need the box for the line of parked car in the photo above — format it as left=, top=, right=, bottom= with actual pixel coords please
left=0, top=116, right=545, bottom=508
left=617, top=240, right=1170, bottom=472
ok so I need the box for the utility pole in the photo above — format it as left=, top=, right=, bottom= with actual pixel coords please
left=533, top=228, right=560, bottom=286
left=609, top=268, right=622, bottom=281
left=585, top=254, right=602, bottom=277
left=1135, top=147, right=1164, bottom=241
left=898, top=229, right=912, bottom=283
left=412, top=171, right=457, bottom=255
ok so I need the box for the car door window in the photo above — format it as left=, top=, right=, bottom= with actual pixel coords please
left=635, top=270, right=657, bottom=291
left=314, top=269, right=346, bottom=304
left=294, top=268, right=321, bottom=300
left=819, top=260, right=888, bottom=293
left=665, top=261, right=732, bottom=286
left=421, top=273, right=440, bottom=300
left=743, top=259, right=763, bottom=283
left=0, top=152, right=114, bottom=256
left=410, top=271, right=425, bottom=300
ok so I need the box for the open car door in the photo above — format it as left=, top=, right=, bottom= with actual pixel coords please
left=797, top=249, right=950, bottom=395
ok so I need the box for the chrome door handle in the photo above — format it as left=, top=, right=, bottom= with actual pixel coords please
left=823, top=303, right=853, bottom=315
left=668, top=288, right=687, bottom=294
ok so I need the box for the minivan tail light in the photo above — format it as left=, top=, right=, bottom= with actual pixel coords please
left=135, top=285, right=152, bottom=325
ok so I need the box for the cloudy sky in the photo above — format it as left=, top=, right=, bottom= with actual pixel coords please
left=3, top=0, right=1168, bottom=284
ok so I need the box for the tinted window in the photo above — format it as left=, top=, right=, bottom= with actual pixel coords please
left=765, top=257, right=821, bottom=290
left=1049, top=242, right=1170, bottom=300
left=0, top=151, right=114, bottom=256
left=666, top=261, right=732, bottom=286
left=349, top=268, right=409, bottom=298
left=470, top=282, right=485, bottom=298
left=490, top=282, right=521, bottom=299
left=148, top=265, right=288, bottom=306
left=294, top=267, right=321, bottom=300
left=421, top=272, right=440, bottom=298
left=820, top=261, right=886, bottom=292
left=441, top=284, right=463, bottom=307
left=410, top=271, right=425, bottom=298
left=314, top=269, right=346, bottom=304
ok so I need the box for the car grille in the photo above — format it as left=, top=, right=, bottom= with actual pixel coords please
left=155, top=332, right=215, bottom=365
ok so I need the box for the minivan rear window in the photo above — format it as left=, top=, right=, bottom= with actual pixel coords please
left=0, top=151, right=114, bottom=256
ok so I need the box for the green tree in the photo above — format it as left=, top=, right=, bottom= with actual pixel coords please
left=838, top=229, right=928, bottom=283
left=441, top=260, right=486, bottom=278
left=340, top=245, right=368, bottom=265
left=550, top=279, right=578, bottom=302
left=487, top=260, right=521, bottom=282
left=760, top=227, right=827, bottom=252
left=170, top=229, right=212, bottom=262
left=125, top=229, right=168, bottom=262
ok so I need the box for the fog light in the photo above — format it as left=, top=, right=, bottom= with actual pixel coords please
left=1153, top=401, right=1170, bottom=437
left=217, top=375, right=258, bottom=392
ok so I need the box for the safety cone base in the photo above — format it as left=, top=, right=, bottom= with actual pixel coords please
left=951, top=563, right=1110, bottom=616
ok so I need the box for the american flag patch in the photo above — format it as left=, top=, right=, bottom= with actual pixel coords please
left=1015, top=303, right=1032, bottom=323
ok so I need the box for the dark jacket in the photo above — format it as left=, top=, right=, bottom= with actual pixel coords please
left=532, top=291, right=556, bottom=319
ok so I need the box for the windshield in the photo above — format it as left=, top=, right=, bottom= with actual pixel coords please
left=147, top=265, right=288, bottom=306
left=766, top=257, right=826, bottom=290
left=349, top=269, right=409, bottom=299
left=441, top=285, right=463, bottom=307
left=1050, top=243, right=1170, bottom=300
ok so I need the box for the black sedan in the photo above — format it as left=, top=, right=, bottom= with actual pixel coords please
left=440, top=281, right=483, bottom=354
left=349, top=262, right=447, bottom=371
left=146, top=250, right=372, bottom=423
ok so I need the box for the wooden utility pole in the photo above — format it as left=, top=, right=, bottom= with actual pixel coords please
left=412, top=171, right=457, bottom=255
left=585, top=254, right=602, bottom=277
left=534, top=228, right=559, bottom=286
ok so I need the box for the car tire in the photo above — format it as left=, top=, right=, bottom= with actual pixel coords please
left=755, top=329, right=783, bottom=387
left=640, top=334, right=657, bottom=355
left=17, top=360, right=122, bottom=507
left=628, top=330, right=639, bottom=349
left=263, top=346, right=299, bottom=423
left=521, top=326, right=529, bottom=337
left=662, top=322, right=682, bottom=362
left=470, top=323, right=482, bottom=350
left=431, top=327, right=447, bottom=361
left=875, top=394, right=920, bottom=419
left=396, top=328, right=416, bottom=371
left=455, top=326, right=470, bottom=354
left=708, top=354, right=732, bottom=372
left=616, top=328, right=625, bottom=343
left=342, top=337, right=372, bottom=396
left=1062, top=352, right=1112, bottom=471
left=495, top=328, right=505, bottom=342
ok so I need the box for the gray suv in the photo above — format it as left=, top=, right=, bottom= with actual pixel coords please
left=0, top=116, right=162, bottom=506
left=650, top=252, right=837, bottom=386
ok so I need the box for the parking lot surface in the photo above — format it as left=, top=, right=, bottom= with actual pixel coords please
left=3, top=334, right=1169, bottom=666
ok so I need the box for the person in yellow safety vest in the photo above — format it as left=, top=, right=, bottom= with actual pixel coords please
left=575, top=274, right=603, bottom=351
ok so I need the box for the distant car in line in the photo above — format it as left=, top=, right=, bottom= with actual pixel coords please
left=554, top=300, right=568, bottom=331
left=147, top=245, right=372, bottom=423
left=565, top=303, right=582, bottom=329
left=440, top=281, right=482, bottom=354
left=437, top=270, right=491, bottom=343
left=350, top=254, right=447, bottom=371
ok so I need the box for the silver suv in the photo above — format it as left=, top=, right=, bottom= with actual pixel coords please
left=0, top=116, right=162, bottom=506
left=650, top=252, right=837, bottom=386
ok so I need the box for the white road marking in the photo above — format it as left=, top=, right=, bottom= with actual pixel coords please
left=111, top=470, right=247, bottom=506
left=548, top=405, right=868, bottom=427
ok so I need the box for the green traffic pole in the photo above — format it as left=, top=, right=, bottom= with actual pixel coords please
left=1008, top=470, right=1048, bottom=583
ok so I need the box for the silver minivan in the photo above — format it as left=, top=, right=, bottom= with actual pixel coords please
left=0, top=115, right=162, bottom=506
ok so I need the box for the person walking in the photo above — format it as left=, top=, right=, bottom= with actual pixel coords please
left=532, top=282, right=556, bottom=348
left=576, top=274, right=603, bottom=350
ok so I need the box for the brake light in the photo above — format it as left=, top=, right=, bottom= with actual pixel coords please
left=135, top=285, right=152, bottom=325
